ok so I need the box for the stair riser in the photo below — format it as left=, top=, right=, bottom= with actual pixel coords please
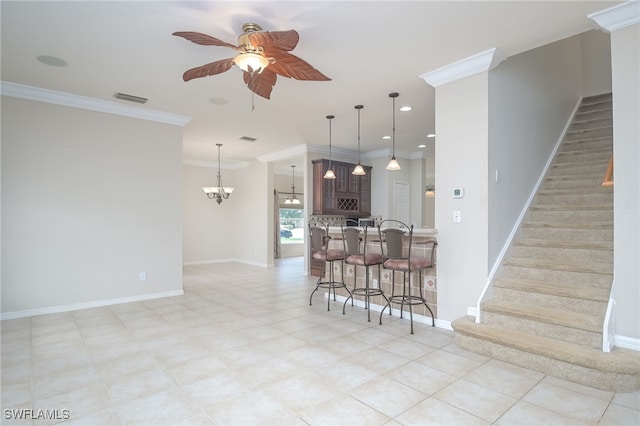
left=569, top=118, right=613, bottom=132
left=493, top=287, right=608, bottom=316
left=453, top=333, right=639, bottom=392
left=565, top=127, right=613, bottom=141
left=573, top=109, right=613, bottom=123
left=533, top=193, right=612, bottom=206
left=519, top=227, right=612, bottom=242
left=528, top=209, right=613, bottom=222
left=502, top=265, right=612, bottom=287
left=578, top=101, right=613, bottom=113
left=542, top=179, right=608, bottom=190
left=510, top=245, right=613, bottom=264
left=548, top=163, right=609, bottom=177
left=562, top=138, right=612, bottom=152
left=481, top=311, right=602, bottom=349
left=554, top=151, right=611, bottom=165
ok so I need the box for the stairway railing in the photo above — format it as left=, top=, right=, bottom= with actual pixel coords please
left=602, top=155, right=613, bottom=187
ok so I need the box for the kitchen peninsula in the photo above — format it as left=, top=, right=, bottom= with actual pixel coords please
left=310, top=222, right=438, bottom=321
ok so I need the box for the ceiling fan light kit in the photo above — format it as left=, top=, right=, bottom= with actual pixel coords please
left=173, top=22, right=331, bottom=100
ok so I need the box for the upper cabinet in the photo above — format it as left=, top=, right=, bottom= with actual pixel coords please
left=312, top=159, right=372, bottom=217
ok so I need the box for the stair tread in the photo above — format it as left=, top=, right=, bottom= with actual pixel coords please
left=503, top=257, right=612, bottom=275
left=494, top=277, right=610, bottom=302
left=452, top=316, right=640, bottom=374
left=482, top=299, right=604, bottom=332
left=514, top=238, right=613, bottom=250
left=530, top=204, right=612, bottom=211
left=522, top=220, right=612, bottom=229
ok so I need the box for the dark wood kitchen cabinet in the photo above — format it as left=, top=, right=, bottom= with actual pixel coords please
left=312, top=159, right=372, bottom=217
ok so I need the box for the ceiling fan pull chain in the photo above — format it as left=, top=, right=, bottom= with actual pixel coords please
left=251, top=92, right=255, bottom=111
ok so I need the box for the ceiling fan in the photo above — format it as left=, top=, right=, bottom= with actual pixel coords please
left=173, top=23, right=331, bottom=100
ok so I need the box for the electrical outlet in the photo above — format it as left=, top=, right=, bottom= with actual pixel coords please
left=139, top=272, right=147, bottom=282
left=373, top=278, right=379, bottom=289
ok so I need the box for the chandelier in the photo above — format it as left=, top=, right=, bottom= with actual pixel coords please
left=284, top=165, right=301, bottom=205
left=202, top=143, right=234, bottom=204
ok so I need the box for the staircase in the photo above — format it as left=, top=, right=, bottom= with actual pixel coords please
left=453, top=93, right=640, bottom=392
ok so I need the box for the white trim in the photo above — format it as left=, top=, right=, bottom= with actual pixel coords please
left=588, top=1, right=640, bottom=32
left=1, top=81, right=192, bottom=127
left=602, top=281, right=616, bottom=352
left=183, top=259, right=271, bottom=268
left=257, top=144, right=310, bottom=163
left=182, top=159, right=250, bottom=170
left=0, top=290, right=184, bottom=320
left=475, top=97, right=582, bottom=323
left=420, top=48, right=505, bottom=88
left=615, top=334, right=640, bottom=351
left=331, top=293, right=451, bottom=330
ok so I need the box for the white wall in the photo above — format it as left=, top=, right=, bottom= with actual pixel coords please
left=182, top=164, right=236, bottom=263
left=488, top=36, right=583, bottom=266
left=580, top=29, right=612, bottom=97
left=2, top=97, right=183, bottom=315
left=610, top=23, right=640, bottom=342
left=434, top=72, right=490, bottom=322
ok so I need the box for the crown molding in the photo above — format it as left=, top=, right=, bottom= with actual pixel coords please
left=420, top=48, right=505, bottom=88
left=257, top=144, right=309, bottom=163
left=182, top=159, right=249, bottom=170
left=1, top=81, right=191, bottom=127
left=588, top=1, right=639, bottom=32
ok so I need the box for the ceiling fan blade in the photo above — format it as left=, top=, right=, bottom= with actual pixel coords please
left=248, top=30, right=299, bottom=52
left=243, top=69, right=277, bottom=99
left=269, top=51, right=331, bottom=81
left=183, top=58, right=235, bottom=81
left=172, top=31, right=238, bottom=49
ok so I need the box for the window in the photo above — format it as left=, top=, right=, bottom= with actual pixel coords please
left=279, top=208, right=304, bottom=244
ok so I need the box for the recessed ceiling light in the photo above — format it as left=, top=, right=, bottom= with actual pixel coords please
left=382, top=135, right=391, bottom=140
left=400, top=106, right=412, bottom=112
left=37, top=55, right=67, bottom=67
left=418, top=144, right=426, bottom=148
left=427, top=133, right=436, bottom=138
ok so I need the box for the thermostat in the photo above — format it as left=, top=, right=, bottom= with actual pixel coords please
left=453, top=187, right=464, bottom=198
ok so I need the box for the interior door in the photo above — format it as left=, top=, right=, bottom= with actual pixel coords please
left=393, top=181, right=410, bottom=224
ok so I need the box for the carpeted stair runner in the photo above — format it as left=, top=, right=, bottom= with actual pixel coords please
left=452, top=93, right=640, bottom=392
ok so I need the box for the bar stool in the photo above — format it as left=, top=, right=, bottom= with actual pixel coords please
left=341, top=225, right=389, bottom=322
left=309, top=222, right=350, bottom=311
left=378, top=219, right=437, bottom=334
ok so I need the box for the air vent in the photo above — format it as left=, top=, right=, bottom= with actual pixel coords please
left=114, top=92, right=148, bottom=104
left=239, top=136, right=257, bottom=142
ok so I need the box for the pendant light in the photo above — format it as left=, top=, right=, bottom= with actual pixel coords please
left=202, top=143, right=234, bottom=204
left=323, top=115, right=336, bottom=179
left=284, top=165, right=301, bottom=205
left=352, top=104, right=366, bottom=176
left=386, top=92, right=401, bottom=171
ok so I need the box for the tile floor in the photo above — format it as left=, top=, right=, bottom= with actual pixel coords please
left=1, top=258, right=639, bottom=425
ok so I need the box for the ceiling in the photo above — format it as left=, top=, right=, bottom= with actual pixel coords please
left=1, top=1, right=617, bottom=173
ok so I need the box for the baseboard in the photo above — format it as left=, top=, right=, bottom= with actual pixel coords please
left=615, top=335, right=640, bottom=352
left=330, top=293, right=452, bottom=331
left=182, top=259, right=234, bottom=266
left=0, top=290, right=184, bottom=320
left=183, top=259, right=270, bottom=268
